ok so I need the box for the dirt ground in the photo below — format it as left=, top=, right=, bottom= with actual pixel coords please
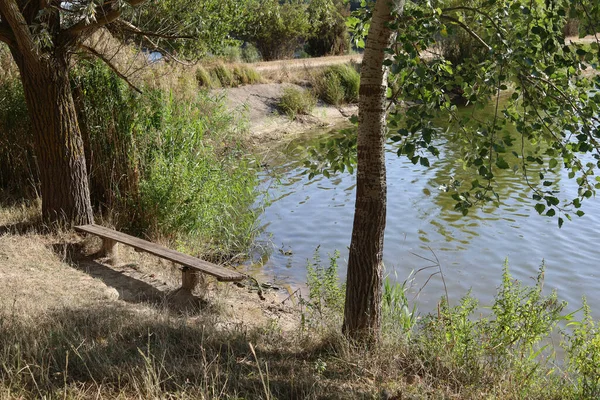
left=0, top=213, right=299, bottom=333
left=220, top=82, right=357, bottom=145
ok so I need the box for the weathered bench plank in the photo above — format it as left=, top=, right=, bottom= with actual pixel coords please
left=75, top=224, right=244, bottom=282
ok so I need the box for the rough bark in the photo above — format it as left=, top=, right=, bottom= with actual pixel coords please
left=342, top=0, right=403, bottom=340
left=12, top=50, right=94, bottom=225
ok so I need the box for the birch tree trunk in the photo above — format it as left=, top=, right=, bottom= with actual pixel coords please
left=343, top=0, right=404, bottom=340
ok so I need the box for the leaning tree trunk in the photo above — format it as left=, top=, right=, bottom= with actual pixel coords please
left=342, top=0, right=403, bottom=340
left=12, top=50, right=94, bottom=226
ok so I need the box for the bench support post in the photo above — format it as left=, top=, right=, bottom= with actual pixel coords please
left=181, top=267, right=198, bottom=292
left=100, top=238, right=119, bottom=265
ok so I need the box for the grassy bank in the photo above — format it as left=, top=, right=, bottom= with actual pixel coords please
left=0, top=223, right=598, bottom=399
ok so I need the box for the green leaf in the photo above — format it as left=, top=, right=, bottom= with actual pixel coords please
left=496, top=157, right=509, bottom=169
left=535, top=203, right=546, bottom=214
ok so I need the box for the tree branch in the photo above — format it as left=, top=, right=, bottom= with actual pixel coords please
left=112, top=19, right=194, bottom=40
left=63, top=0, right=147, bottom=37
left=442, top=6, right=504, bottom=39
left=0, top=0, right=39, bottom=63
left=79, top=43, right=143, bottom=94
left=440, top=15, right=492, bottom=51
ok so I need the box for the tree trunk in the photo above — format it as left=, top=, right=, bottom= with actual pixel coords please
left=12, top=51, right=94, bottom=226
left=342, top=0, right=403, bottom=340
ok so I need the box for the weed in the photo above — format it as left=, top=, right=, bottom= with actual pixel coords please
left=211, top=62, right=236, bottom=87
left=195, top=65, right=215, bottom=89
left=564, top=298, right=600, bottom=399
left=312, top=63, right=360, bottom=105
left=277, top=87, right=317, bottom=120
left=300, top=249, right=345, bottom=330
left=382, top=276, right=417, bottom=337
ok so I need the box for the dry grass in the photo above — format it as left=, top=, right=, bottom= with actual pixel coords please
left=0, top=203, right=587, bottom=399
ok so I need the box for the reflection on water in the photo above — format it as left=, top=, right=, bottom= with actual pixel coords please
left=254, top=110, right=600, bottom=317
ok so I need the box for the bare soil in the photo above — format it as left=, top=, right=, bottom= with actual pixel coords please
left=0, top=208, right=299, bottom=333
left=220, top=82, right=357, bottom=145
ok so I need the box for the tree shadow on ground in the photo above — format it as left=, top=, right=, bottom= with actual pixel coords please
left=0, top=220, right=42, bottom=236
left=0, top=303, right=376, bottom=399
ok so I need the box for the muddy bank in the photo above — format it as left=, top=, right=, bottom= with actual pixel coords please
left=219, top=83, right=357, bottom=145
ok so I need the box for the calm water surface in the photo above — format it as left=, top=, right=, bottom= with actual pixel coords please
left=254, top=119, right=600, bottom=317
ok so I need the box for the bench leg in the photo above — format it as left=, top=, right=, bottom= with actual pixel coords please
left=181, top=267, right=198, bottom=292
left=100, top=238, right=119, bottom=266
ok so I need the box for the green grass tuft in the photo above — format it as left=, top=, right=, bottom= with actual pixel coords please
left=277, top=87, right=317, bottom=120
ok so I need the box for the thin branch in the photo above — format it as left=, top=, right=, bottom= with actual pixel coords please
left=79, top=43, right=143, bottom=94
left=63, top=0, right=146, bottom=37
left=115, top=22, right=195, bottom=66
left=0, top=0, right=39, bottom=63
left=440, top=15, right=492, bottom=51
left=113, top=19, right=194, bottom=40
left=442, top=6, right=504, bottom=39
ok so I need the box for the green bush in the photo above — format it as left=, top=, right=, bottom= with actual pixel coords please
left=277, top=87, right=317, bottom=119
left=0, top=60, right=260, bottom=260
left=305, top=0, right=350, bottom=57
left=0, top=76, right=36, bottom=198
left=195, top=65, right=216, bottom=88
left=76, top=62, right=259, bottom=259
left=312, top=64, right=360, bottom=105
left=196, top=64, right=262, bottom=89
left=564, top=298, right=600, bottom=399
left=241, top=43, right=262, bottom=63
left=211, top=62, right=236, bottom=87
left=301, top=249, right=345, bottom=330
left=238, top=0, right=311, bottom=61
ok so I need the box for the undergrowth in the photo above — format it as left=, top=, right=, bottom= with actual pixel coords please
left=195, top=62, right=262, bottom=89
left=0, top=58, right=261, bottom=261
left=277, top=87, right=317, bottom=120
left=298, top=254, right=600, bottom=399
left=311, top=63, right=360, bottom=105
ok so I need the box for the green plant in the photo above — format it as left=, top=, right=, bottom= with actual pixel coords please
left=305, top=0, right=350, bottom=57
left=277, top=87, right=317, bottom=119
left=564, top=298, right=600, bottom=399
left=301, top=249, right=345, bottom=329
left=211, top=62, right=236, bottom=87
left=241, top=43, right=262, bottom=63
left=70, top=60, right=260, bottom=261
left=195, top=65, right=216, bottom=88
left=418, top=261, right=568, bottom=392
left=238, top=0, right=311, bottom=61
left=312, top=64, right=360, bottom=105
left=232, top=65, right=262, bottom=86
left=382, top=276, right=417, bottom=336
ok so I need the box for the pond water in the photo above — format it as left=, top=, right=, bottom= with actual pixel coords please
left=253, top=112, right=600, bottom=317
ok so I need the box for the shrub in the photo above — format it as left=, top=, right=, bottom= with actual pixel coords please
left=312, top=64, right=360, bottom=105
left=232, top=65, right=262, bottom=86
left=195, top=65, right=216, bottom=88
left=0, top=75, right=36, bottom=198
left=211, top=62, right=236, bottom=87
left=564, top=298, right=600, bottom=399
left=277, top=87, right=317, bottom=119
left=301, top=249, right=345, bottom=330
left=241, top=43, right=262, bottom=63
left=1, top=60, right=260, bottom=260
left=239, top=0, right=311, bottom=61
left=305, top=0, right=350, bottom=57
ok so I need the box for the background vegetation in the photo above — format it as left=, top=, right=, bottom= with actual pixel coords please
left=0, top=49, right=260, bottom=260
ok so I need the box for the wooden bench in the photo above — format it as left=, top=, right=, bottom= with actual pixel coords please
left=75, top=224, right=244, bottom=293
